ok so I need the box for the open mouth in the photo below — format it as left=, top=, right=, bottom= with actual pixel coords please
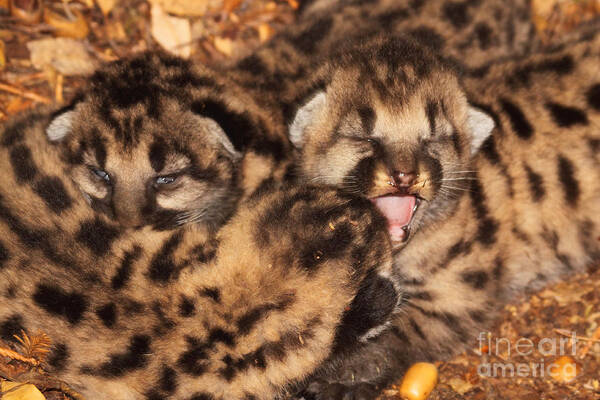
left=371, top=195, right=419, bottom=243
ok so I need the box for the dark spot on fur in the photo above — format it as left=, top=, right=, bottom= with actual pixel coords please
left=479, top=136, right=500, bottom=165
left=557, top=155, right=580, bottom=206
left=96, top=302, right=117, bottom=328
left=199, top=287, right=221, bottom=303
left=358, top=106, right=376, bottom=136
left=149, top=137, right=168, bottom=172
left=469, top=176, right=498, bottom=245
left=442, top=1, right=471, bottom=29
left=148, top=231, right=184, bottom=283
left=477, top=218, right=499, bottom=246
left=47, top=343, right=69, bottom=372
left=589, top=138, right=600, bottom=154
left=0, top=314, right=24, bottom=342
left=10, top=145, right=37, bottom=182
left=236, top=294, right=295, bottom=335
left=91, top=132, right=107, bottom=168
left=492, top=258, right=504, bottom=280
left=545, top=102, right=589, bottom=127
left=0, top=196, right=71, bottom=268
left=191, top=241, right=218, bottom=264
left=179, top=296, right=195, bottom=317
left=407, top=26, right=445, bottom=52
left=524, top=164, right=545, bottom=201
left=111, top=246, right=142, bottom=290
left=237, top=54, right=268, bottom=75
left=209, top=328, right=236, bottom=347
left=0, top=241, right=9, bottom=270
left=474, top=22, right=493, bottom=50
left=508, top=55, right=574, bottom=88
left=299, top=223, right=354, bottom=270
left=160, top=365, right=177, bottom=393
left=586, top=83, right=600, bottom=111
left=409, top=318, right=426, bottom=340
left=33, top=284, right=88, bottom=324
left=178, top=336, right=209, bottom=376
left=500, top=98, right=533, bottom=139
left=377, top=8, right=410, bottom=29
left=94, top=335, right=151, bottom=377
left=33, top=177, right=73, bottom=214
left=290, top=17, right=334, bottom=53
left=426, top=101, right=438, bottom=135
left=469, top=310, right=486, bottom=323
left=76, top=217, right=120, bottom=256
left=461, top=270, right=489, bottom=289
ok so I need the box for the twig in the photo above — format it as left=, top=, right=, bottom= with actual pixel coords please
left=579, top=326, right=600, bottom=359
left=0, top=346, right=39, bottom=366
left=554, top=328, right=600, bottom=343
left=0, top=82, right=52, bottom=104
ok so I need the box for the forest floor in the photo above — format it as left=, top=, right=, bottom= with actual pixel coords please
left=0, top=0, right=599, bottom=399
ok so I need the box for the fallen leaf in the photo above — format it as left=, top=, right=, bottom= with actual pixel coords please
left=44, top=8, right=89, bottom=39
left=96, top=0, right=117, bottom=15
left=151, top=3, right=192, bottom=58
left=214, top=36, right=233, bottom=56
left=9, top=0, right=43, bottom=25
left=258, top=23, right=275, bottom=43
left=149, top=0, right=222, bottom=17
left=27, top=38, right=97, bottom=76
left=1, top=380, right=46, bottom=400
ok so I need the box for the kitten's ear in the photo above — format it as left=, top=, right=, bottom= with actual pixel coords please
left=289, top=91, right=327, bottom=149
left=46, top=109, right=77, bottom=142
left=466, top=105, right=495, bottom=155
left=195, top=116, right=241, bottom=160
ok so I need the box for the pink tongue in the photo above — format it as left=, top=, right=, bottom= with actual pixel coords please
left=372, top=196, right=416, bottom=242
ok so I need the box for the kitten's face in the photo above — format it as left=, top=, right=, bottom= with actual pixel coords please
left=48, top=100, right=240, bottom=231
left=290, top=38, right=494, bottom=247
left=46, top=53, right=242, bottom=231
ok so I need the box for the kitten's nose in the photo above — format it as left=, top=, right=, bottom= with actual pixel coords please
left=393, top=171, right=417, bottom=187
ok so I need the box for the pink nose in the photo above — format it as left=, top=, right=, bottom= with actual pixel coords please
left=394, top=171, right=416, bottom=187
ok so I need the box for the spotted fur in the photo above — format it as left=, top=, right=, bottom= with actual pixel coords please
left=288, top=33, right=600, bottom=398
left=0, top=108, right=400, bottom=399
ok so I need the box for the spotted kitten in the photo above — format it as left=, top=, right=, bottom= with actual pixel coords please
left=288, top=33, right=600, bottom=398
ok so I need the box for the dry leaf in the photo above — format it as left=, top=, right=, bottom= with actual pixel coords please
left=27, top=38, right=97, bottom=76
left=1, top=380, right=46, bottom=400
left=96, top=0, right=117, bottom=15
left=214, top=36, right=233, bottom=56
left=9, top=0, right=43, bottom=25
left=151, top=3, right=192, bottom=58
left=44, top=8, right=89, bottom=39
left=258, top=23, right=275, bottom=43
left=149, top=0, right=222, bottom=17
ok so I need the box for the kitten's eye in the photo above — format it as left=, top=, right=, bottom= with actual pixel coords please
left=156, top=176, right=176, bottom=185
left=90, top=167, right=110, bottom=183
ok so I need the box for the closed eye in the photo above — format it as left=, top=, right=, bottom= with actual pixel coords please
left=89, top=167, right=111, bottom=183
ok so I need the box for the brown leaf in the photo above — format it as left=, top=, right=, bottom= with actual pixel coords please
left=151, top=3, right=192, bottom=58
left=44, top=8, right=89, bottom=39
left=27, top=38, right=97, bottom=76
left=95, top=0, right=117, bottom=15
